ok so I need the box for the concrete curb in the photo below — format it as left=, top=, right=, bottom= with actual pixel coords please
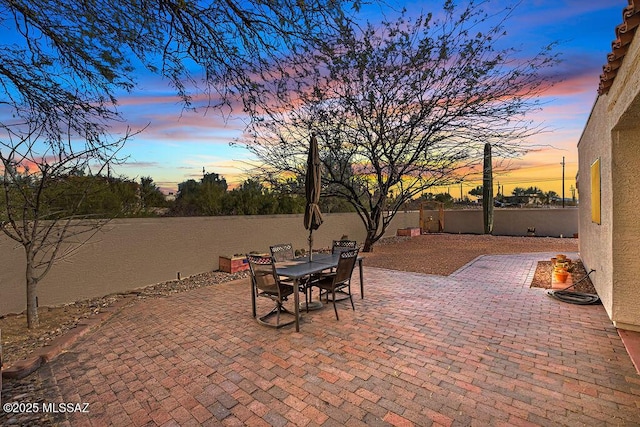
left=1, top=295, right=135, bottom=380
left=618, top=329, right=640, bottom=375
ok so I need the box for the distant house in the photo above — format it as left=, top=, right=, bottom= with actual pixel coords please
left=503, top=194, right=544, bottom=206
left=578, top=1, right=640, bottom=332
left=486, top=194, right=544, bottom=207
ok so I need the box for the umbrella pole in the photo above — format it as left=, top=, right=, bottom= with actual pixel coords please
left=308, top=230, right=313, bottom=262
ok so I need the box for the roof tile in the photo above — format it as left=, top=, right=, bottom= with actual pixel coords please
left=598, top=0, right=640, bottom=95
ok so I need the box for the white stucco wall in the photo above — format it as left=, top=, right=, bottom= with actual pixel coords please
left=577, top=98, right=615, bottom=321
left=611, top=119, right=640, bottom=330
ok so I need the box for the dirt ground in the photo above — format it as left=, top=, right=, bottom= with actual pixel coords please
left=2, top=233, right=581, bottom=369
left=363, top=233, right=580, bottom=275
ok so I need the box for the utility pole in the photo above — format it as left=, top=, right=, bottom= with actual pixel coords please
left=460, top=181, right=463, bottom=202
left=561, top=156, right=565, bottom=208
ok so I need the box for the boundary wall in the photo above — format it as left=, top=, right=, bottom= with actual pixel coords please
left=422, top=208, right=578, bottom=237
left=0, top=212, right=415, bottom=314
left=0, top=208, right=577, bottom=315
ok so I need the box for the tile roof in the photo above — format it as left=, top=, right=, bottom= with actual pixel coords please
left=598, top=0, right=640, bottom=95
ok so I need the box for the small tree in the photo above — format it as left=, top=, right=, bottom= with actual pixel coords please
left=173, top=173, right=228, bottom=216
left=434, top=193, right=454, bottom=208
left=544, top=190, right=558, bottom=205
left=1, top=115, right=132, bottom=328
left=468, top=186, right=484, bottom=198
left=140, top=177, right=167, bottom=212
left=243, top=2, right=557, bottom=251
left=226, top=179, right=269, bottom=215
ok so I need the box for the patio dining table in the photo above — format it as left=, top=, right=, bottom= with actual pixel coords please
left=276, top=253, right=364, bottom=332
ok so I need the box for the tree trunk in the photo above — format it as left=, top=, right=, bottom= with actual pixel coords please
left=363, top=233, right=376, bottom=252
left=482, top=143, right=494, bottom=235
left=26, top=263, right=39, bottom=329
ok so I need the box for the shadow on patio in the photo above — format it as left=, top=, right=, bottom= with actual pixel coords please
left=22, top=252, right=640, bottom=425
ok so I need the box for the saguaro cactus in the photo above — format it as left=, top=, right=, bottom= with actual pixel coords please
left=482, top=143, right=494, bottom=234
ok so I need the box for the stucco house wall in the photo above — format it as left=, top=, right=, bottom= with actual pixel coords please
left=578, top=4, right=640, bottom=332
left=578, top=99, right=615, bottom=321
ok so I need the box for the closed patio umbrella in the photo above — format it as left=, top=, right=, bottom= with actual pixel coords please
left=304, top=133, right=323, bottom=261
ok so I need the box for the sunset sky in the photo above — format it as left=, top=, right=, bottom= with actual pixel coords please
left=107, top=1, right=624, bottom=199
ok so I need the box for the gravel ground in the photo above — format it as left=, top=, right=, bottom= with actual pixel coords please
left=363, top=233, right=579, bottom=275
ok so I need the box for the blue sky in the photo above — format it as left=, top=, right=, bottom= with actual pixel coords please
left=105, top=1, right=623, bottom=197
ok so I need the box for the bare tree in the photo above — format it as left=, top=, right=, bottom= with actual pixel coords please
left=0, top=110, right=134, bottom=328
left=242, top=1, right=558, bottom=251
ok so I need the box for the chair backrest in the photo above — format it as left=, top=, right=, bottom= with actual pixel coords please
left=247, top=255, right=279, bottom=293
left=333, top=249, right=359, bottom=285
left=270, top=243, right=295, bottom=262
left=332, top=240, right=357, bottom=254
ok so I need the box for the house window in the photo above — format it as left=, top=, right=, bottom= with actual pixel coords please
left=591, top=158, right=601, bottom=224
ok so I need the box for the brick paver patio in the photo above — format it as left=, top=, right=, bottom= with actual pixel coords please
left=34, top=252, right=640, bottom=425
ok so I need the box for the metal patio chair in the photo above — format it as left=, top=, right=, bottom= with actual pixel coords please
left=247, top=255, right=295, bottom=328
left=270, top=243, right=314, bottom=311
left=310, top=248, right=359, bottom=320
left=317, top=240, right=358, bottom=301
left=331, top=239, right=358, bottom=254
left=269, top=243, right=295, bottom=262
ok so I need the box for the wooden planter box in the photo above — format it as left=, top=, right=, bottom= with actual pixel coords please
left=219, top=256, right=249, bottom=273
left=396, top=227, right=421, bottom=237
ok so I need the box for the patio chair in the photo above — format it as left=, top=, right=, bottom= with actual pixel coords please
left=311, top=248, right=359, bottom=320
left=332, top=239, right=358, bottom=254
left=247, top=255, right=295, bottom=328
left=317, top=239, right=358, bottom=301
left=270, top=243, right=314, bottom=311
left=269, top=243, right=295, bottom=262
